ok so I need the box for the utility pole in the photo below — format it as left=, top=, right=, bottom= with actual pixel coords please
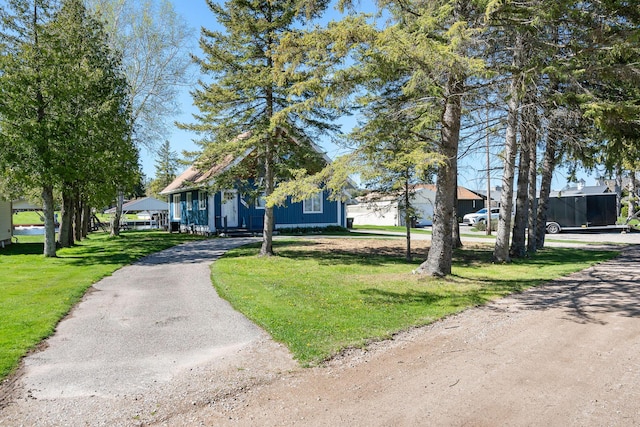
left=486, top=110, right=491, bottom=235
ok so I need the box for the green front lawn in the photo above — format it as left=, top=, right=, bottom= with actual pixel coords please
left=0, top=231, right=204, bottom=379
left=12, top=211, right=136, bottom=225
left=212, top=239, right=617, bottom=366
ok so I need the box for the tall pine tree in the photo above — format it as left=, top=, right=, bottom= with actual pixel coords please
left=181, top=0, right=336, bottom=256
left=148, top=140, right=180, bottom=199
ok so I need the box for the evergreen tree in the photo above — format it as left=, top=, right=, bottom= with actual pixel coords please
left=181, top=0, right=334, bottom=256
left=148, top=140, right=179, bottom=199
left=0, top=0, right=136, bottom=253
left=50, top=0, right=137, bottom=247
left=332, top=0, right=487, bottom=276
left=350, top=89, right=442, bottom=262
left=0, top=0, right=67, bottom=256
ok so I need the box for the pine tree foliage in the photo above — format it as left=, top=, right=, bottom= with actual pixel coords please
left=484, top=0, right=639, bottom=259
left=147, top=140, right=180, bottom=199
left=274, top=0, right=488, bottom=275
left=181, top=0, right=335, bottom=256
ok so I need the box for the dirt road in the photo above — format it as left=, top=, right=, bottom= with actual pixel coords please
left=1, top=237, right=639, bottom=426
left=162, top=245, right=640, bottom=426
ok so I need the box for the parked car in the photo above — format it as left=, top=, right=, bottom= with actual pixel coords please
left=463, top=207, right=500, bottom=226
left=414, top=218, right=433, bottom=228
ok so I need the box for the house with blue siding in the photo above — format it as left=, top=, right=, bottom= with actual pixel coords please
left=160, top=151, right=347, bottom=234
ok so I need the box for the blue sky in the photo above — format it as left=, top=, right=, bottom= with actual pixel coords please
left=143, top=0, right=593, bottom=191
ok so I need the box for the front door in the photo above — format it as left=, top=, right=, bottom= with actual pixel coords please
left=220, top=190, right=238, bottom=228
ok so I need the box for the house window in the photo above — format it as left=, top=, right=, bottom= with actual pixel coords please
left=198, top=190, right=207, bottom=210
left=255, top=192, right=266, bottom=209
left=303, top=192, right=323, bottom=214
left=186, top=192, right=193, bottom=211
left=172, top=194, right=181, bottom=219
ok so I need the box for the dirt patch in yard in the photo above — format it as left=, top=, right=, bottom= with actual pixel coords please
left=280, top=237, right=491, bottom=261
left=287, top=237, right=431, bottom=258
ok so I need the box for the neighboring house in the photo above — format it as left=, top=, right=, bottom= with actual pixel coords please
left=104, top=196, right=170, bottom=229
left=347, top=195, right=404, bottom=227
left=347, top=185, right=485, bottom=227
left=447, top=185, right=486, bottom=220
left=12, top=199, right=42, bottom=211
left=348, top=185, right=437, bottom=227
left=160, top=151, right=348, bottom=234
left=472, top=186, right=502, bottom=208
left=0, top=197, right=12, bottom=247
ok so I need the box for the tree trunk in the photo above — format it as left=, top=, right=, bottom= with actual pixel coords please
left=526, top=129, right=538, bottom=254
left=535, top=118, right=560, bottom=249
left=630, top=172, right=638, bottom=221
left=82, top=202, right=90, bottom=238
left=493, top=34, right=524, bottom=263
left=416, top=74, right=463, bottom=276
left=615, top=166, right=623, bottom=218
left=485, top=110, right=492, bottom=236
left=260, top=134, right=275, bottom=256
left=510, top=145, right=529, bottom=258
left=42, top=185, right=57, bottom=257
left=452, top=174, right=462, bottom=249
left=493, top=88, right=519, bottom=261
left=510, top=94, right=536, bottom=258
left=74, top=188, right=82, bottom=241
left=111, top=191, right=124, bottom=236
left=58, top=188, right=75, bottom=248
left=404, top=179, right=412, bottom=262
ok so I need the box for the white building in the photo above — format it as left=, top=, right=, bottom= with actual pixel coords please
left=347, top=185, right=437, bottom=227
left=0, top=198, right=12, bottom=247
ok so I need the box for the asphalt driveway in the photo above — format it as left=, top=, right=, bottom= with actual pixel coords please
left=0, top=237, right=297, bottom=426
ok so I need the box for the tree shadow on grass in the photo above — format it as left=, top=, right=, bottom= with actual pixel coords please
left=452, top=248, right=494, bottom=267
left=278, top=247, right=418, bottom=267
left=0, top=243, right=43, bottom=256
left=358, top=281, right=534, bottom=315
left=360, top=288, right=447, bottom=305
left=272, top=240, right=424, bottom=267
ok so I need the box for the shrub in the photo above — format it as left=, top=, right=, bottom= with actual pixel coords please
left=621, top=205, right=629, bottom=219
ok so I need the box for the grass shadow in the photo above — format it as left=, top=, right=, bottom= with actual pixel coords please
left=360, top=288, right=448, bottom=305
left=0, top=243, right=44, bottom=256
left=273, top=239, right=425, bottom=267
left=278, top=247, right=420, bottom=267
